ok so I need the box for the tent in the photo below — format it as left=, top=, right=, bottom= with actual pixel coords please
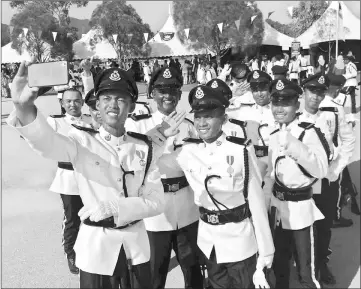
left=295, top=1, right=360, bottom=48
left=1, top=42, right=32, bottom=63
left=261, top=21, right=294, bottom=49
left=146, top=5, right=208, bottom=57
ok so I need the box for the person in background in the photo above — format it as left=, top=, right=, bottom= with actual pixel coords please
left=191, top=56, right=199, bottom=84
left=298, top=51, right=308, bottom=82
left=164, top=60, right=169, bottom=68
left=181, top=60, right=190, bottom=85
left=211, top=62, right=218, bottom=77
left=342, top=55, right=358, bottom=114
left=283, top=52, right=290, bottom=67
left=84, top=88, right=102, bottom=130
left=314, top=54, right=327, bottom=75
left=333, top=52, right=345, bottom=75
left=143, top=60, right=152, bottom=99
left=327, top=55, right=336, bottom=75
left=250, top=55, right=260, bottom=71
left=80, top=59, right=95, bottom=98
left=288, top=56, right=300, bottom=84
left=197, top=61, right=206, bottom=85
left=174, top=58, right=182, bottom=74
left=95, top=63, right=102, bottom=75
left=153, top=59, right=160, bottom=74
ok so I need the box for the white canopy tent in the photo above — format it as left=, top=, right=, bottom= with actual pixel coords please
left=1, top=42, right=32, bottom=63
left=261, top=21, right=294, bottom=50
left=295, top=1, right=360, bottom=48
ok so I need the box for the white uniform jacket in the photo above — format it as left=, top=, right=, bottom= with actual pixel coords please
left=8, top=110, right=165, bottom=276
left=47, top=113, right=91, bottom=195
left=176, top=133, right=274, bottom=264
left=343, top=62, right=358, bottom=87
left=125, top=111, right=199, bottom=231
left=263, top=119, right=328, bottom=230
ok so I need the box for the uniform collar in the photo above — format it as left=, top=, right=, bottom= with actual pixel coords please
left=302, top=109, right=320, bottom=122
left=99, top=126, right=127, bottom=147
left=65, top=113, right=82, bottom=122
left=277, top=118, right=299, bottom=130
left=255, top=103, right=271, bottom=110
left=203, top=132, right=227, bottom=149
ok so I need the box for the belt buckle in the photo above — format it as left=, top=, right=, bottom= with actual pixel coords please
left=275, top=190, right=285, bottom=201
left=207, top=214, right=219, bottom=224
left=168, top=183, right=180, bottom=192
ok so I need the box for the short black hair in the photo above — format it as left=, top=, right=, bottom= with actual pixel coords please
left=62, top=88, right=82, bottom=99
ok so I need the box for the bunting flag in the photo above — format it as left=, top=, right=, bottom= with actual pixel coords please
left=217, top=23, right=223, bottom=34
left=288, top=6, right=294, bottom=18
left=52, top=31, right=57, bottom=41
left=37, top=30, right=42, bottom=38
left=144, top=32, right=149, bottom=43
left=112, top=34, right=118, bottom=43
left=9, top=25, right=14, bottom=35
left=337, top=1, right=345, bottom=41
left=22, top=27, right=29, bottom=37
left=268, top=11, right=275, bottom=19
left=184, top=28, right=190, bottom=39
left=234, top=19, right=240, bottom=31
left=251, top=15, right=257, bottom=24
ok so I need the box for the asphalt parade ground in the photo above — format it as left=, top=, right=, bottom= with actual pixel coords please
left=1, top=81, right=360, bottom=288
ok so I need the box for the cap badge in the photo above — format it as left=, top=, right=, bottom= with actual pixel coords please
left=163, top=68, right=172, bottom=79
left=318, top=76, right=325, bottom=84
left=276, top=80, right=284, bottom=91
left=195, top=87, right=204, bottom=99
left=211, top=81, right=218, bottom=88
left=253, top=71, right=260, bottom=79
left=109, top=70, right=121, bottom=81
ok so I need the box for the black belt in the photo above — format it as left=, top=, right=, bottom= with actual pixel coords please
left=161, top=176, right=189, bottom=193
left=83, top=217, right=140, bottom=230
left=58, top=162, right=74, bottom=171
left=199, top=203, right=251, bottom=225
left=272, top=182, right=313, bottom=202
left=254, top=145, right=268, bottom=158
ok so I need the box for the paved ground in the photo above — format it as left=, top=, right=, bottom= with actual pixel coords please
left=1, top=81, right=360, bottom=288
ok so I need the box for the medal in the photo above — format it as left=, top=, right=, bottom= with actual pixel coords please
left=226, top=155, right=234, bottom=177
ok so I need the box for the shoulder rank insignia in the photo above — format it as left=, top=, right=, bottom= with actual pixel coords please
left=182, top=137, right=203, bottom=144
left=319, top=106, right=338, bottom=113
left=226, top=136, right=251, bottom=146
left=298, top=122, right=315, bottom=129
left=228, top=118, right=247, bottom=127
left=129, top=114, right=152, bottom=121
left=71, top=124, right=99, bottom=133
left=50, top=114, right=66, bottom=118
left=127, top=131, right=151, bottom=143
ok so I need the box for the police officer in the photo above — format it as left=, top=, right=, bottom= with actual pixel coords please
left=176, top=85, right=275, bottom=288
left=126, top=66, right=203, bottom=289
left=8, top=63, right=184, bottom=289
left=84, top=88, right=102, bottom=130
left=342, top=55, right=358, bottom=114
left=299, top=73, right=356, bottom=285
left=46, top=87, right=90, bottom=274
left=263, top=78, right=329, bottom=288
left=271, top=65, right=288, bottom=80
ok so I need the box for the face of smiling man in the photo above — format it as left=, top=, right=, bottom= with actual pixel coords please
left=152, top=87, right=181, bottom=115
left=194, top=107, right=226, bottom=143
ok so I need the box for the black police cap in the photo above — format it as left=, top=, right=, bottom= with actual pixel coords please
left=148, top=66, right=182, bottom=95
left=328, top=74, right=346, bottom=87
left=269, top=78, right=303, bottom=100
left=301, top=73, right=330, bottom=90
left=230, top=62, right=250, bottom=80
left=84, top=88, right=97, bottom=110
left=94, top=68, right=138, bottom=102
left=247, top=70, right=272, bottom=84
left=271, top=65, right=288, bottom=75
left=205, top=79, right=232, bottom=101
left=188, top=85, right=229, bottom=113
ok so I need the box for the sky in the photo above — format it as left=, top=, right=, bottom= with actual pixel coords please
left=1, top=1, right=360, bottom=33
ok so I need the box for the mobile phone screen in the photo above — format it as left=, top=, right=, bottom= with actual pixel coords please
left=28, top=61, right=69, bottom=87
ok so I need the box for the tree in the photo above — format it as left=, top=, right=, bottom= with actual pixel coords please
left=265, top=19, right=296, bottom=38
left=1, top=24, right=11, bottom=46
left=88, top=0, right=153, bottom=66
left=173, top=1, right=264, bottom=64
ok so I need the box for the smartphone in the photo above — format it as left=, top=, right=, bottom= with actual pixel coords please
left=28, top=61, right=69, bottom=87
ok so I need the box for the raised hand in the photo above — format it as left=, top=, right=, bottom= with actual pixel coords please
left=222, top=64, right=232, bottom=76
left=158, top=110, right=187, bottom=138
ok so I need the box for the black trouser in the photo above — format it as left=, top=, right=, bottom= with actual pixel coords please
left=147, top=221, right=203, bottom=289
left=80, top=246, right=152, bottom=289
left=58, top=99, right=66, bottom=115
left=274, top=223, right=320, bottom=288
left=313, top=179, right=338, bottom=268
left=345, top=86, right=357, bottom=113
left=300, top=70, right=307, bottom=82
left=60, top=194, right=83, bottom=258
left=203, top=247, right=257, bottom=289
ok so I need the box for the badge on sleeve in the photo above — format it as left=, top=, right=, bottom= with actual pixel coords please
left=163, top=68, right=172, bottom=79
left=276, top=80, right=284, bottom=90
left=109, top=71, right=121, bottom=81
left=195, top=87, right=204, bottom=99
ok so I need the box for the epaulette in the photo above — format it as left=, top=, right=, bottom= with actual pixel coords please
left=71, top=124, right=99, bottom=133
left=127, top=131, right=151, bottom=144
left=228, top=118, right=247, bottom=127
left=184, top=118, right=194, bottom=125
left=298, top=122, right=315, bottom=129
left=182, top=137, right=203, bottom=144
left=50, top=114, right=65, bottom=118
left=270, top=129, right=279, bottom=135
left=319, top=107, right=338, bottom=113
left=129, top=114, right=152, bottom=121
left=226, top=136, right=251, bottom=146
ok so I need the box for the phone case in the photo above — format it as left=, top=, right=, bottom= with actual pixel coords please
left=28, top=61, right=69, bottom=88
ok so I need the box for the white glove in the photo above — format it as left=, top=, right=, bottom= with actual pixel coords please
left=253, top=269, right=270, bottom=289
left=221, top=64, right=232, bottom=76
left=78, top=200, right=119, bottom=222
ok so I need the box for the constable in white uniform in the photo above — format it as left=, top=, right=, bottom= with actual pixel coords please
left=342, top=55, right=358, bottom=114
left=46, top=88, right=91, bottom=274
left=299, top=73, right=356, bottom=285
left=177, top=85, right=275, bottom=288
left=7, top=65, right=185, bottom=289
left=263, top=78, right=329, bottom=289
left=126, top=67, right=203, bottom=289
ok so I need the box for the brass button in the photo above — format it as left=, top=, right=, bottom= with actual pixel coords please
left=117, top=178, right=122, bottom=182
left=117, top=147, right=121, bottom=151
left=95, top=161, right=99, bottom=165
left=120, top=192, right=124, bottom=196
left=105, top=134, right=111, bottom=141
